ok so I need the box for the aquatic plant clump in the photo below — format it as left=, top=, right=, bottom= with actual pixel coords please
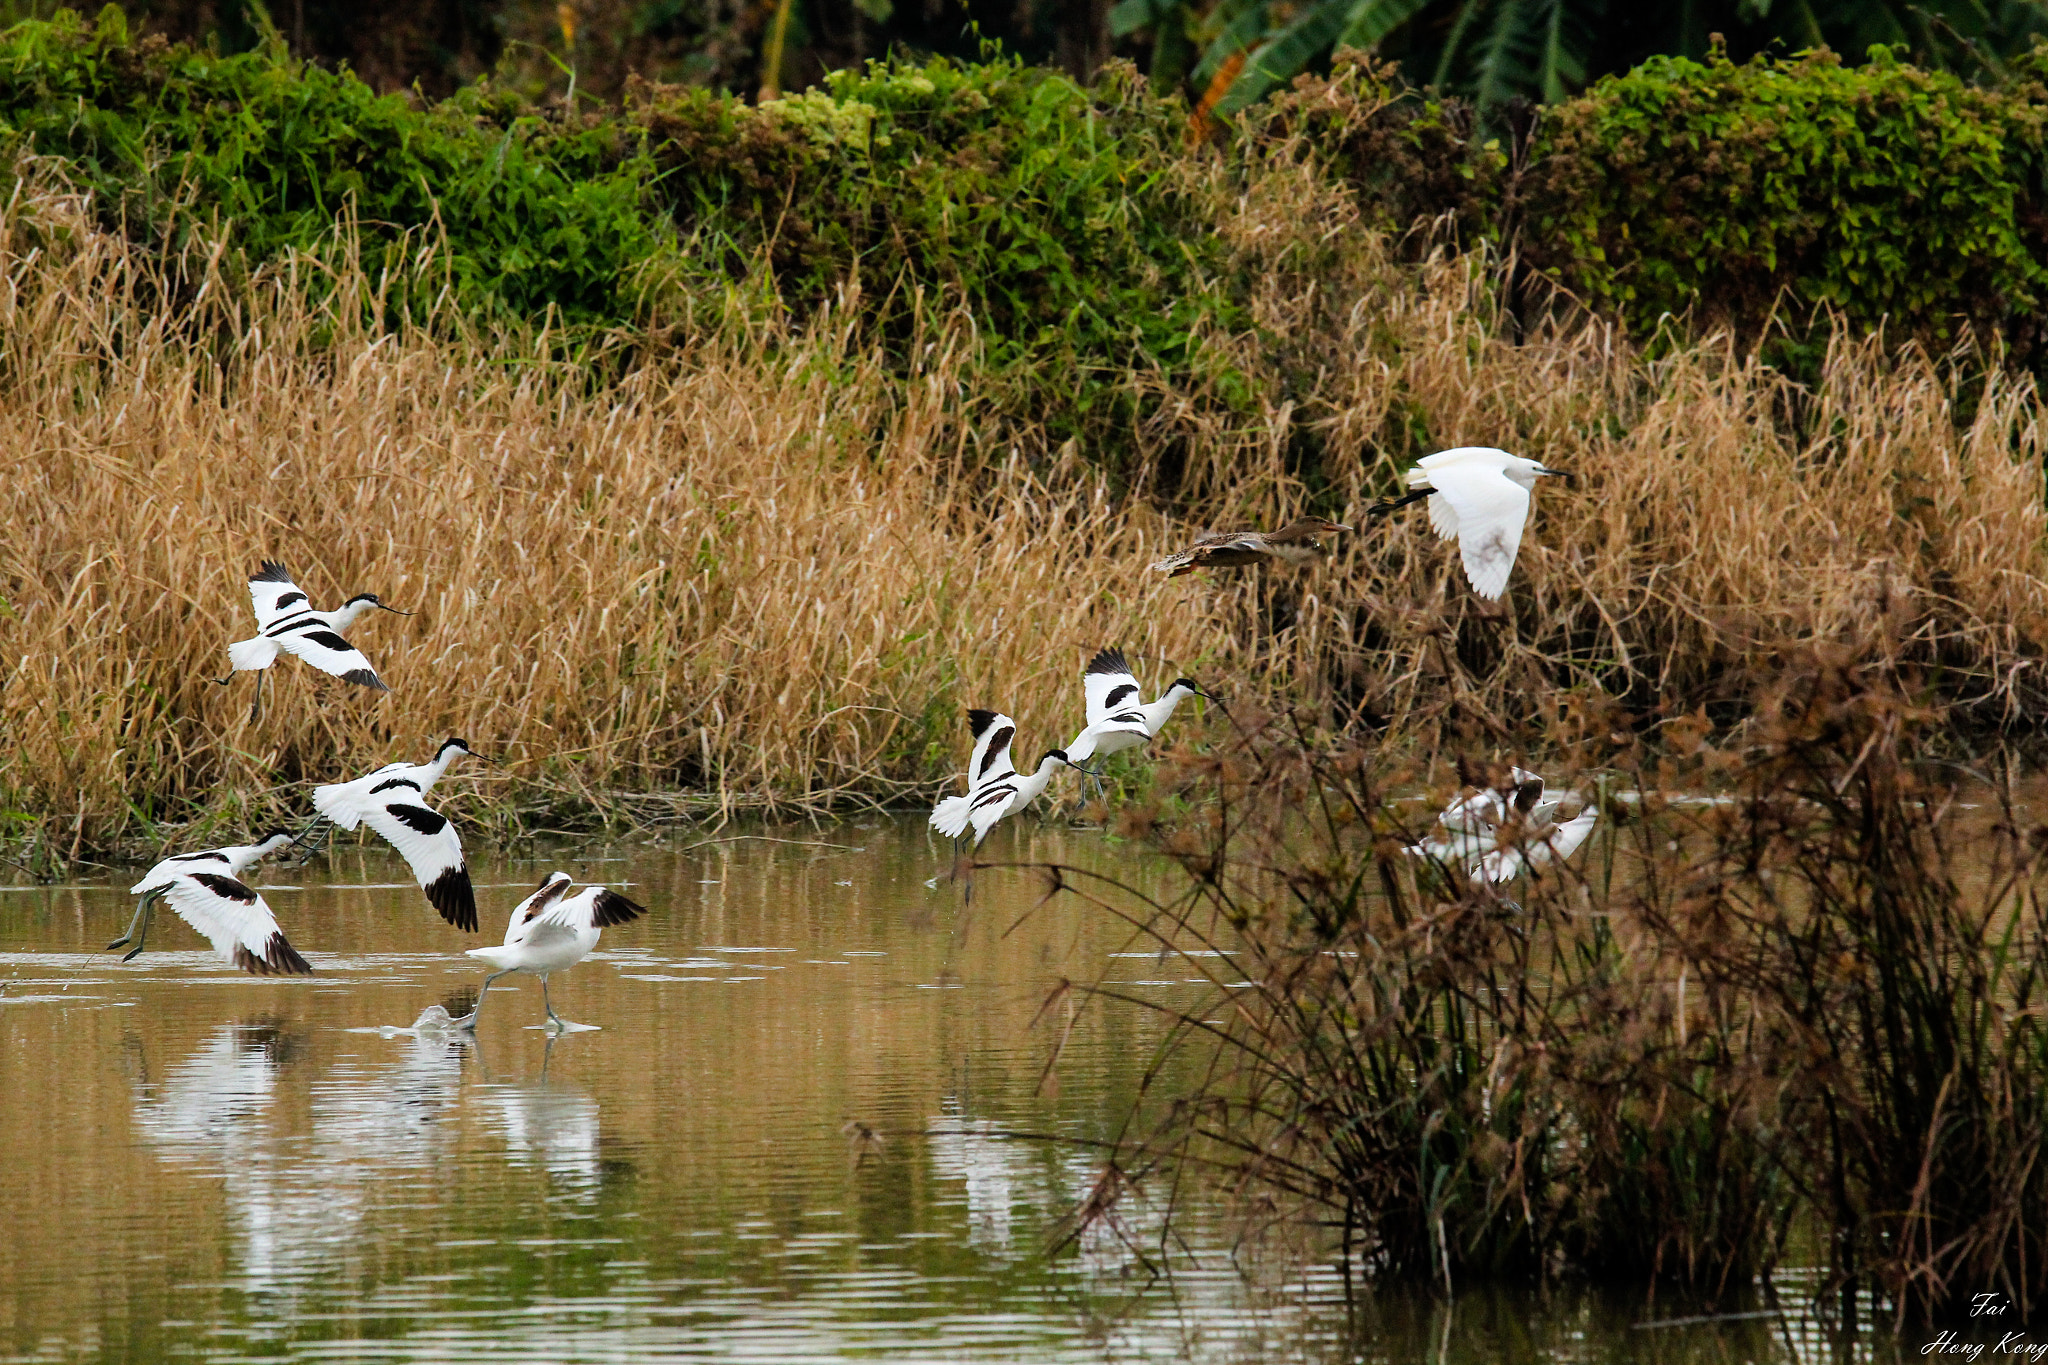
left=1035, top=652, right=2046, bottom=1318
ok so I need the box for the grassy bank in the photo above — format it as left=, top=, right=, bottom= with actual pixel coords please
left=8, top=142, right=2048, bottom=863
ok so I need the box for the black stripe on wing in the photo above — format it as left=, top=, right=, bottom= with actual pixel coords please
left=369, top=777, right=423, bottom=795
left=424, top=864, right=477, bottom=932
left=253, top=561, right=294, bottom=584
left=171, top=851, right=230, bottom=863
left=190, top=872, right=258, bottom=902
left=967, top=709, right=1000, bottom=739
left=591, top=888, right=647, bottom=928
left=977, top=726, right=1015, bottom=778
left=273, top=591, right=307, bottom=611
left=234, top=932, right=313, bottom=976
left=303, top=630, right=356, bottom=653
left=388, top=803, right=448, bottom=836
left=970, top=783, right=1017, bottom=810
left=1104, top=683, right=1138, bottom=710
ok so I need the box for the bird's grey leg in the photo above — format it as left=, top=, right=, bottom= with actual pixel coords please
left=107, top=891, right=159, bottom=956
left=540, top=974, right=563, bottom=1030
left=249, top=669, right=264, bottom=724
left=289, top=818, right=332, bottom=865
left=457, top=970, right=512, bottom=1030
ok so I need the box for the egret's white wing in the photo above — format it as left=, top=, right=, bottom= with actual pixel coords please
left=1082, top=648, right=1141, bottom=727
left=359, top=798, right=475, bottom=932
left=1426, top=494, right=1460, bottom=542
left=1428, top=463, right=1532, bottom=600
left=161, top=873, right=312, bottom=975
left=1534, top=811, right=1599, bottom=866
left=248, top=562, right=312, bottom=631
left=272, top=622, right=390, bottom=691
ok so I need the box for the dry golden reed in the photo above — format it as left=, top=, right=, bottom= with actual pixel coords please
left=6, top=153, right=2048, bottom=856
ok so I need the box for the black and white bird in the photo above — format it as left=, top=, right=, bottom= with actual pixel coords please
left=929, top=710, right=1085, bottom=875
left=1408, top=767, right=1598, bottom=884
left=306, top=738, right=483, bottom=932
left=214, top=561, right=410, bottom=720
left=1367, top=447, right=1571, bottom=600
left=114, top=831, right=313, bottom=975
left=1066, top=647, right=1216, bottom=766
left=458, top=872, right=647, bottom=1032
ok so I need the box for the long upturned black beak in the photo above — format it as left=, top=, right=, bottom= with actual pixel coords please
left=1535, top=466, right=1574, bottom=482
left=377, top=603, right=415, bottom=616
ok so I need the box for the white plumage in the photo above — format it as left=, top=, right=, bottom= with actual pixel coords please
left=1408, top=769, right=1599, bottom=884
left=459, top=872, right=648, bottom=1031
left=216, top=561, right=410, bottom=719
left=1369, top=447, right=1570, bottom=600
left=310, top=737, right=480, bottom=932
left=118, top=831, right=312, bottom=974
left=1064, top=647, right=1214, bottom=765
left=929, top=709, right=1079, bottom=849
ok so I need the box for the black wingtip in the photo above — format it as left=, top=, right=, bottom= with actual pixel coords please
left=967, top=708, right=999, bottom=739
left=591, top=887, right=648, bottom=928
left=1084, top=647, right=1131, bottom=677
left=426, top=865, right=478, bottom=933
left=235, top=933, right=313, bottom=976
left=253, top=561, right=293, bottom=583
left=342, top=668, right=390, bottom=692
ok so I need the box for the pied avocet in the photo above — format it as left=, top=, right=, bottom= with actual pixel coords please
left=1408, top=768, right=1598, bottom=884
left=929, top=709, right=1088, bottom=895
left=305, top=737, right=484, bottom=932
left=215, top=561, right=410, bottom=719
left=114, top=831, right=313, bottom=974
left=457, top=872, right=647, bottom=1032
left=1064, top=648, right=1217, bottom=799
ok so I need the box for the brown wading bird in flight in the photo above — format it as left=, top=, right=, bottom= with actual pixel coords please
left=1147, top=516, right=1352, bottom=578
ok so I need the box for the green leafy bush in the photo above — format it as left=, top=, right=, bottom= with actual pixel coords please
left=1523, top=45, right=2048, bottom=353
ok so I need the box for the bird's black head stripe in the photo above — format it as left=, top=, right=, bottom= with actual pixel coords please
left=369, top=777, right=423, bottom=795
left=191, top=872, right=258, bottom=903
left=388, top=803, right=449, bottom=836
left=1104, top=683, right=1138, bottom=710
left=978, top=726, right=1015, bottom=778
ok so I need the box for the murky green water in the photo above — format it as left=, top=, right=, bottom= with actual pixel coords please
left=0, top=817, right=1941, bottom=1362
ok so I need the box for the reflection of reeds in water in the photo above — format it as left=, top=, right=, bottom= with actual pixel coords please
left=10, top=156, right=2048, bottom=859
left=1037, top=648, right=2047, bottom=1323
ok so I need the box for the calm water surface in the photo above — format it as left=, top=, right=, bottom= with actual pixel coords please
left=0, top=817, right=1918, bottom=1363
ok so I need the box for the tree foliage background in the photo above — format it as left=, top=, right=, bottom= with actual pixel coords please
left=15, top=0, right=2048, bottom=110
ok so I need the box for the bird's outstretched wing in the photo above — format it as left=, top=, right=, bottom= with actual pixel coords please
left=248, top=562, right=311, bottom=631
left=533, top=886, right=648, bottom=933
left=966, top=710, right=1018, bottom=787
left=1082, top=647, right=1140, bottom=726
left=163, top=873, right=312, bottom=975
left=311, top=765, right=413, bottom=832
left=1427, top=464, right=1532, bottom=600
left=360, top=798, right=475, bottom=932
left=273, top=622, right=390, bottom=691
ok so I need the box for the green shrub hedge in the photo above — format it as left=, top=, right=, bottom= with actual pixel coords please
left=2, top=9, right=2046, bottom=417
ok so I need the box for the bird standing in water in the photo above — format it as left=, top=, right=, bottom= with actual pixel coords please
left=459, top=872, right=647, bottom=1032
left=1148, top=516, right=1352, bottom=578
left=215, top=561, right=411, bottom=720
